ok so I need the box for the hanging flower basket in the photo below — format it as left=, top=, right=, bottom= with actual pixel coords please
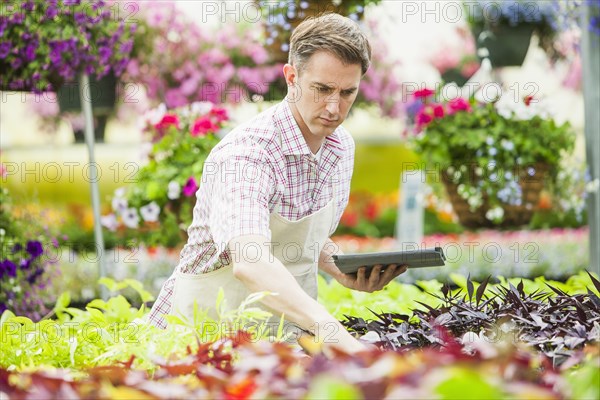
left=57, top=73, right=117, bottom=114
left=472, top=24, right=535, bottom=67
left=257, top=1, right=370, bottom=64
left=442, top=163, right=549, bottom=229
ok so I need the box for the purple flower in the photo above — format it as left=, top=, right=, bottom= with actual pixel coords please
left=11, top=13, right=25, bottom=24
left=0, top=41, right=11, bottom=58
left=24, top=42, right=37, bottom=61
left=0, top=259, right=17, bottom=279
left=11, top=58, right=22, bottom=69
left=12, top=243, right=22, bottom=253
left=22, top=1, right=35, bottom=11
left=74, top=12, right=87, bottom=25
left=26, top=241, right=44, bottom=258
left=98, top=46, right=112, bottom=64
left=19, top=258, right=32, bottom=270
left=63, top=0, right=81, bottom=5
left=0, top=16, right=7, bottom=36
left=27, top=268, right=44, bottom=284
left=183, top=177, right=199, bottom=197
left=119, top=39, right=133, bottom=55
left=46, top=6, right=58, bottom=19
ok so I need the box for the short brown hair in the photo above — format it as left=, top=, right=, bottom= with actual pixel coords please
left=289, top=13, right=372, bottom=76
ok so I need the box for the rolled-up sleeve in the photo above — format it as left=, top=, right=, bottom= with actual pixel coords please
left=207, top=144, right=275, bottom=247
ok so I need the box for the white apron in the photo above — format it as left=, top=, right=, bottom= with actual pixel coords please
left=170, top=186, right=337, bottom=334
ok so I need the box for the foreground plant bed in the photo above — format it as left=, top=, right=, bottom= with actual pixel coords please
left=0, top=335, right=598, bottom=399
left=1, top=274, right=598, bottom=399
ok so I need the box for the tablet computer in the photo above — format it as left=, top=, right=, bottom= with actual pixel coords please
left=332, top=247, right=445, bottom=275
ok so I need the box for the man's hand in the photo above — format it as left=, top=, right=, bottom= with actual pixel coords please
left=334, top=264, right=408, bottom=293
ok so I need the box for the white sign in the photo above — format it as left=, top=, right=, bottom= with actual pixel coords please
left=396, top=170, right=424, bottom=249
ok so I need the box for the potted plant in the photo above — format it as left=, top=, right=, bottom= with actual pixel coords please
left=464, top=0, right=559, bottom=67
left=428, top=26, right=480, bottom=87
left=1, top=1, right=136, bottom=143
left=1, top=0, right=135, bottom=92
left=256, top=0, right=382, bottom=63
left=101, top=102, right=229, bottom=248
left=407, top=88, right=575, bottom=229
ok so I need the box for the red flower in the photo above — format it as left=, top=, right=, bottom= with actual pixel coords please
left=433, top=104, right=445, bottom=118
left=224, top=377, right=258, bottom=400
left=340, top=210, right=359, bottom=228
left=447, top=97, right=471, bottom=114
left=416, top=109, right=433, bottom=127
left=191, top=116, right=218, bottom=137
left=524, top=95, right=535, bottom=106
left=364, top=202, right=379, bottom=222
left=414, top=88, right=435, bottom=99
left=182, top=177, right=199, bottom=197
left=154, top=114, right=180, bottom=132
left=210, top=107, right=229, bottom=122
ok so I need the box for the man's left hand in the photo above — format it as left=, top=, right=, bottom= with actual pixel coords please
left=334, top=264, right=408, bottom=293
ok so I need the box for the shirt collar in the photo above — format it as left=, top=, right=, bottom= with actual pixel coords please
left=274, top=99, right=345, bottom=158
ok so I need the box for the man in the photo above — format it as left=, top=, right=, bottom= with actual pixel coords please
left=148, top=13, right=407, bottom=353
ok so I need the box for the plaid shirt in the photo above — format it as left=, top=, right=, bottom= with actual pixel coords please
left=148, top=99, right=355, bottom=328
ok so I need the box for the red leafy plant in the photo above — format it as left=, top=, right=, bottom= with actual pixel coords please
left=342, top=272, right=600, bottom=366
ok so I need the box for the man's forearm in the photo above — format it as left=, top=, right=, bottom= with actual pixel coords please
left=231, top=236, right=343, bottom=333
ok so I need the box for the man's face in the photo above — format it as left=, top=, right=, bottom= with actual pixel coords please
left=285, top=51, right=362, bottom=143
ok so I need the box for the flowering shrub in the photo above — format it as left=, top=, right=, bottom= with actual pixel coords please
left=123, top=2, right=283, bottom=108
left=0, top=186, right=61, bottom=320
left=0, top=0, right=135, bottom=92
left=408, top=88, right=575, bottom=224
left=102, top=102, right=227, bottom=247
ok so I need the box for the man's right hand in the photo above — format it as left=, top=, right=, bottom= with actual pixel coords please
left=334, top=264, right=408, bottom=293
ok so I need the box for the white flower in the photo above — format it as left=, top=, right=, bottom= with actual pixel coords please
left=167, top=181, right=181, bottom=200
left=140, top=202, right=160, bottom=222
left=485, top=206, right=504, bottom=221
left=586, top=178, right=600, bottom=194
left=111, top=196, right=128, bottom=213
left=114, top=187, right=126, bottom=198
left=145, top=103, right=167, bottom=125
left=501, top=140, right=515, bottom=151
left=101, top=214, right=118, bottom=231
left=190, top=102, right=213, bottom=116
left=0, top=228, right=4, bottom=236
left=122, top=208, right=140, bottom=229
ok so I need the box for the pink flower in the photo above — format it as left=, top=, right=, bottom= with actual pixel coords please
left=191, top=116, right=217, bottom=137
left=164, top=89, right=188, bottom=108
left=448, top=98, right=471, bottom=114
left=210, top=107, right=228, bottom=123
left=433, top=104, right=445, bottom=118
left=414, top=88, right=435, bottom=99
left=183, top=177, right=199, bottom=197
left=416, top=110, right=433, bottom=128
left=155, top=114, right=180, bottom=132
